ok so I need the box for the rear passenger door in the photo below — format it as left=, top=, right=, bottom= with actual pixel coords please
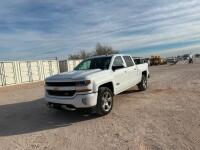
left=123, top=56, right=138, bottom=87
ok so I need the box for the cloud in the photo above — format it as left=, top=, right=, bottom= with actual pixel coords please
left=0, top=0, right=200, bottom=60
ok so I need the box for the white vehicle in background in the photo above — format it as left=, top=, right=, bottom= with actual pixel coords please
left=45, top=54, right=150, bottom=116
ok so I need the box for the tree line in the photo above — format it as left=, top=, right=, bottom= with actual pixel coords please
left=68, top=43, right=119, bottom=60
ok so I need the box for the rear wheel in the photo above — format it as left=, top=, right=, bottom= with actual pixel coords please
left=137, top=75, right=147, bottom=91
left=96, top=87, right=113, bottom=116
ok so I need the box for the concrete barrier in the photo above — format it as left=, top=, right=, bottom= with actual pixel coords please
left=67, top=60, right=82, bottom=71
left=0, top=59, right=82, bottom=87
left=0, top=60, right=59, bottom=87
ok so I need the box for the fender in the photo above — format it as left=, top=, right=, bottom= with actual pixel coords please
left=93, top=77, right=114, bottom=93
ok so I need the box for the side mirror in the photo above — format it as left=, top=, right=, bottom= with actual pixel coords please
left=112, top=65, right=125, bottom=71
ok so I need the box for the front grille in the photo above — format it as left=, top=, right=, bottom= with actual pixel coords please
left=46, top=82, right=76, bottom=87
left=47, top=90, right=76, bottom=96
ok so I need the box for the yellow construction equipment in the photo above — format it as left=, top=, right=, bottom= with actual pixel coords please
left=150, top=55, right=166, bottom=66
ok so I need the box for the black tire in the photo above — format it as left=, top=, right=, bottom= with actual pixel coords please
left=96, top=87, right=113, bottom=116
left=137, top=75, right=147, bottom=91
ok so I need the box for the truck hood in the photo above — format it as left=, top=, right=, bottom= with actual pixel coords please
left=46, top=69, right=104, bottom=81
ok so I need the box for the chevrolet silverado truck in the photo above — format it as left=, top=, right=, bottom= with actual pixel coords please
left=45, top=54, right=149, bottom=116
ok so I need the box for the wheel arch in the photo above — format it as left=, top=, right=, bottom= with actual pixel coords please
left=97, top=82, right=114, bottom=94
left=142, top=70, right=147, bottom=77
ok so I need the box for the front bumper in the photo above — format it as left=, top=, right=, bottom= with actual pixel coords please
left=45, top=92, right=98, bottom=108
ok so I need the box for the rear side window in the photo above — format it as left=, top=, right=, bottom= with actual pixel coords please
left=134, top=58, right=144, bottom=64
left=134, top=59, right=141, bottom=65
left=123, top=56, right=134, bottom=67
left=113, top=56, right=124, bottom=66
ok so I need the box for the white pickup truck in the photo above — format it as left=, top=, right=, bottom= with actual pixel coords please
left=45, top=54, right=149, bottom=115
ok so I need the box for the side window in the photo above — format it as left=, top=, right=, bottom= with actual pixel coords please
left=123, top=56, right=134, bottom=67
left=113, top=56, right=124, bottom=66
left=134, top=59, right=140, bottom=65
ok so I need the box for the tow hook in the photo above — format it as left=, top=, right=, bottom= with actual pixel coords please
left=47, top=102, right=53, bottom=108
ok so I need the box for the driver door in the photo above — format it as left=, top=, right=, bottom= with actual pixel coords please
left=112, top=56, right=127, bottom=94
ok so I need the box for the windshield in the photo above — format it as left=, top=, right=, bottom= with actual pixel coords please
left=74, top=56, right=112, bottom=70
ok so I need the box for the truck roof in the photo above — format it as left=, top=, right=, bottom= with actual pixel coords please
left=87, top=54, right=132, bottom=59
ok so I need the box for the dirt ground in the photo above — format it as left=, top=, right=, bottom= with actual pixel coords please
left=0, top=64, right=200, bottom=150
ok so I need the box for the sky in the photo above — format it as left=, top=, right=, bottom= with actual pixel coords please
left=0, top=0, right=200, bottom=60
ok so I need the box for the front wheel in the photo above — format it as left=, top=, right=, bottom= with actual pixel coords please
left=137, top=75, right=147, bottom=91
left=96, top=87, right=113, bottom=116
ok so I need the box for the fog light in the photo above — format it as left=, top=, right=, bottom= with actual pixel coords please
left=82, top=98, right=87, bottom=105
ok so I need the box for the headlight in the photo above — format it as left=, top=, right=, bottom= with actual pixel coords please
left=76, top=80, right=92, bottom=92
left=76, top=80, right=91, bottom=86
